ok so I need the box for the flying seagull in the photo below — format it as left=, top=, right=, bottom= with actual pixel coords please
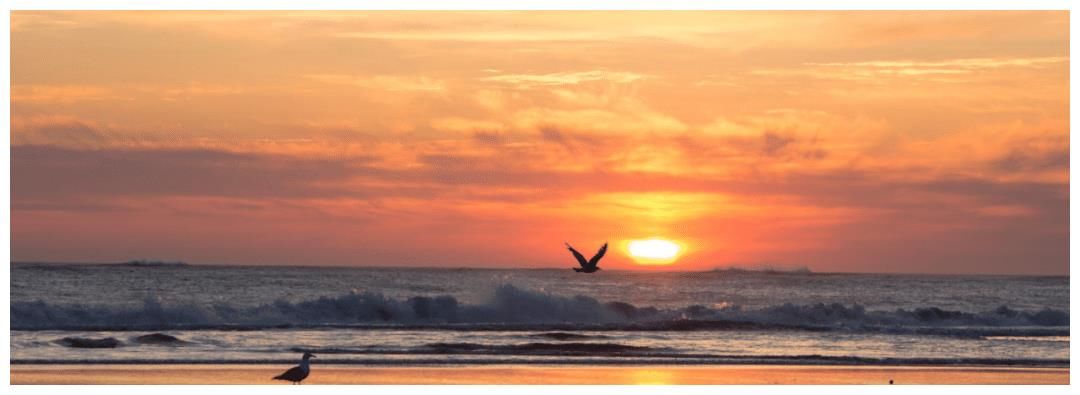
left=566, top=242, right=607, bottom=273
left=273, top=352, right=316, bottom=385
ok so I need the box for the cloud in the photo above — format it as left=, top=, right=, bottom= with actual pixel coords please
left=481, top=70, right=645, bottom=88
left=335, top=30, right=604, bottom=43
left=538, top=126, right=567, bottom=144
left=12, top=118, right=109, bottom=148
left=761, top=132, right=795, bottom=156
left=988, top=133, right=1069, bottom=175
left=11, top=140, right=1068, bottom=273
left=11, top=11, right=84, bottom=31
left=992, top=148, right=1068, bottom=173
left=304, top=74, right=447, bottom=93
left=11, top=85, right=126, bottom=103
left=511, top=107, right=688, bottom=135
left=757, top=57, right=1070, bottom=82
left=430, top=117, right=505, bottom=134
left=12, top=145, right=373, bottom=203
left=471, top=131, right=508, bottom=145
left=805, top=56, right=1068, bottom=70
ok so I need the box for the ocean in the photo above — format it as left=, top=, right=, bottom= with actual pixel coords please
left=10, top=263, right=1069, bottom=367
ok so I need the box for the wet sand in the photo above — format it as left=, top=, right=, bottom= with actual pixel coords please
left=10, top=364, right=1069, bottom=385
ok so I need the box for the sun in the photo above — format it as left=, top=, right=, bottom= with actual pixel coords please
left=626, top=239, right=683, bottom=265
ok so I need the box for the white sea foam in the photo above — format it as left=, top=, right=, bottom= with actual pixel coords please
left=11, top=284, right=1068, bottom=335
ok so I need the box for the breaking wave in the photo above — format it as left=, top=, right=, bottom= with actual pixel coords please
left=11, top=355, right=1069, bottom=367
left=11, top=284, right=1068, bottom=336
left=290, top=342, right=664, bottom=356
left=528, top=332, right=613, bottom=341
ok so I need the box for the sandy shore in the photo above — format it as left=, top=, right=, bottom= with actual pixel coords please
left=10, top=364, right=1069, bottom=385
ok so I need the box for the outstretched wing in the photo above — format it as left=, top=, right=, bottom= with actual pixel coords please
left=565, top=243, right=590, bottom=268
left=587, top=243, right=608, bottom=268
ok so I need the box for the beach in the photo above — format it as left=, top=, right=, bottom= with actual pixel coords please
left=10, top=364, right=1069, bottom=385
left=11, top=266, right=1071, bottom=382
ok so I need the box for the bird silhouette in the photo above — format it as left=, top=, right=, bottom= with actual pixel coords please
left=273, top=352, right=315, bottom=384
left=566, top=242, right=607, bottom=273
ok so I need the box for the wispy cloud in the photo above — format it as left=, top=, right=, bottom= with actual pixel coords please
left=481, top=70, right=645, bottom=88
left=12, top=85, right=127, bottom=103
left=304, top=74, right=448, bottom=93
left=805, top=56, right=1068, bottom=69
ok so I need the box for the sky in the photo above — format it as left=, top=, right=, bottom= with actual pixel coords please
left=10, top=11, right=1070, bottom=274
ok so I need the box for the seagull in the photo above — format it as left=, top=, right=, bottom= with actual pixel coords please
left=273, top=352, right=316, bottom=385
left=566, top=242, right=607, bottom=273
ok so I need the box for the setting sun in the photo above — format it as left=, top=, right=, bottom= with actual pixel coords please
left=627, top=239, right=683, bottom=264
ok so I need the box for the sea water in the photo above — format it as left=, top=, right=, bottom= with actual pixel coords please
left=10, top=263, right=1069, bottom=366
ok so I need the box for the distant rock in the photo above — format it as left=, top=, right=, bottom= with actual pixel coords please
left=117, top=260, right=189, bottom=267
left=56, top=337, right=121, bottom=348
left=713, top=264, right=812, bottom=274
left=133, top=333, right=188, bottom=345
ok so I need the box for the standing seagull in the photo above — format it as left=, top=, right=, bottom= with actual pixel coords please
left=565, top=242, right=607, bottom=273
left=273, top=352, right=316, bottom=385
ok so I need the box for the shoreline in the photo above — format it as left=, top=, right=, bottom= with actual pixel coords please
left=11, top=262, right=1071, bottom=277
left=11, top=364, right=1070, bottom=385
left=9, top=360, right=1071, bottom=368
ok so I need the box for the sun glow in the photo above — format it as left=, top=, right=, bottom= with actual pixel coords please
left=626, top=239, right=683, bottom=265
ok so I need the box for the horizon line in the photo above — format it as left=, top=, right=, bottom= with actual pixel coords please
left=10, top=260, right=1069, bottom=277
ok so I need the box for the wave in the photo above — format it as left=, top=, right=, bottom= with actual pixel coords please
left=290, top=342, right=664, bottom=356
left=528, top=332, right=613, bottom=341
left=116, top=260, right=190, bottom=267
left=11, top=355, right=1069, bottom=367
left=11, top=284, right=1068, bottom=335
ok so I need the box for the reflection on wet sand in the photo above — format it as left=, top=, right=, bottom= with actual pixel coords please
left=11, top=365, right=1069, bottom=385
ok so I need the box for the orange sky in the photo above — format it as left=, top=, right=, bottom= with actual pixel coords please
left=10, top=11, right=1069, bottom=274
